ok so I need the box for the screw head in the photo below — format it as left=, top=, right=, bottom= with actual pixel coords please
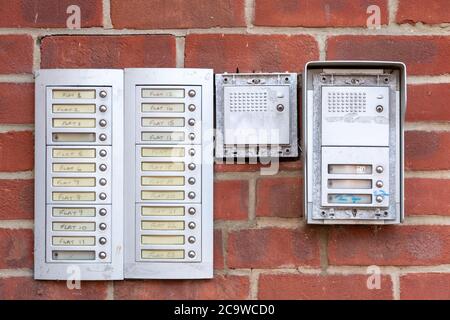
left=188, top=118, right=195, bottom=126
left=188, top=251, right=196, bottom=258
left=188, top=207, right=196, bottom=215
left=99, top=251, right=107, bottom=259
left=99, top=134, right=107, bottom=141
left=376, top=195, right=384, bottom=203
left=188, top=163, right=196, bottom=170
left=188, top=192, right=196, bottom=199
left=188, top=177, right=196, bottom=185
left=376, top=180, right=384, bottom=188
left=99, top=237, right=107, bottom=245
left=188, top=104, right=196, bottom=112
left=189, top=148, right=196, bottom=156
left=376, top=105, right=384, bottom=113
left=99, top=91, right=107, bottom=98
left=99, top=193, right=107, bottom=200
left=99, top=223, right=107, bottom=230
left=376, top=166, right=384, bottom=173
left=188, top=90, right=196, bottom=97
left=99, top=208, right=107, bottom=216
left=188, top=236, right=196, bottom=244
left=99, top=119, right=107, bottom=127
left=99, top=178, right=107, bottom=186
left=276, top=104, right=285, bottom=112
left=99, top=105, right=107, bottom=112
left=189, top=133, right=195, bottom=141
left=99, top=149, right=107, bottom=157
left=99, top=164, right=107, bottom=171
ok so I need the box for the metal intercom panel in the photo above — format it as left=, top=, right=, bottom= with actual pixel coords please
left=35, top=69, right=124, bottom=280
left=303, top=61, right=406, bottom=224
left=124, top=69, right=214, bottom=279
left=215, top=73, right=298, bottom=158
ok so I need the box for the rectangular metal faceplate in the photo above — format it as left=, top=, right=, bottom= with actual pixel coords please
left=303, top=61, right=406, bottom=225
left=35, top=69, right=124, bottom=280
left=215, top=73, right=298, bottom=158
left=124, top=69, right=214, bottom=279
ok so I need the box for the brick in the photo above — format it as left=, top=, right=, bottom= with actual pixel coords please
left=185, top=34, right=319, bottom=73
left=0, top=229, right=33, bottom=269
left=0, top=180, right=34, bottom=220
left=0, top=83, right=34, bottom=124
left=0, top=0, right=103, bottom=28
left=405, top=179, right=450, bottom=216
left=259, top=274, right=393, bottom=300
left=214, top=230, right=225, bottom=270
left=400, top=273, right=450, bottom=300
left=256, top=177, right=302, bottom=218
left=0, top=277, right=108, bottom=300
left=406, top=84, right=450, bottom=122
left=114, top=275, right=249, bottom=299
left=405, top=131, right=450, bottom=171
left=327, top=36, right=450, bottom=75
left=397, top=0, right=450, bottom=25
left=214, top=160, right=302, bottom=173
left=111, top=0, right=245, bottom=29
left=0, top=131, right=34, bottom=172
left=41, top=35, right=176, bottom=69
left=255, top=0, right=388, bottom=27
left=227, top=228, right=321, bottom=269
left=329, top=226, right=450, bottom=266
left=0, top=35, right=34, bottom=74
left=214, top=180, right=248, bottom=220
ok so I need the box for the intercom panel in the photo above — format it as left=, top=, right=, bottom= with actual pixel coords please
left=303, top=61, right=406, bottom=224
left=124, top=69, right=213, bottom=279
left=35, top=69, right=124, bottom=280
left=215, top=73, right=298, bottom=158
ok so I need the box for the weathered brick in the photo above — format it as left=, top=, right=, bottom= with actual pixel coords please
left=405, top=179, right=450, bottom=216
left=0, top=180, right=34, bottom=220
left=227, top=228, right=321, bottom=269
left=185, top=34, right=319, bottom=73
left=114, top=275, right=250, bottom=299
left=397, top=0, right=450, bottom=25
left=329, top=226, right=450, bottom=266
left=111, top=0, right=245, bottom=29
left=41, top=35, right=176, bottom=68
left=0, top=0, right=103, bottom=28
left=214, top=229, right=225, bottom=270
left=327, top=36, right=450, bottom=75
left=214, top=160, right=302, bottom=173
left=405, top=131, right=450, bottom=171
left=400, top=273, right=450, bottom=300
left=256, top=177, right=302, bottom=218
left=0, top=35, right=34, bottom=74
left=406, top=84, right=450, bottom=122
left=0, top=229, right=33, bottom=269
left=259, top=274, right=393, bottom=300
left=0, top=277, right=108, bottom=300
left=255, top=0, right=388, bottom=27
left=0, top=131, right=34, bottom=172
left=214, top=180, right=248, bottom=220
left=0, top=83, right=34, bottom=124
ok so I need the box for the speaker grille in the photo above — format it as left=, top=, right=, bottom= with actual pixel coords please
left=327, top=91, right=367, bottom=113
left=228, top=91, right=268, bottom=112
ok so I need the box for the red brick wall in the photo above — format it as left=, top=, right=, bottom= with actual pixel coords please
left=0, top=0, right=449, bottom=300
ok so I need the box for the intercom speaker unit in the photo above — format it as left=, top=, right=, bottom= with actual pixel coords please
left=215, top=73, right=298, bottom=158
left=34, top=69, right=124, bottom=280
left=303, top=61, right=407, bottom=225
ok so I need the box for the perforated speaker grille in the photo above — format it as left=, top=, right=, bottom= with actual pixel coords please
left=228, top=91, right=268, bottom=112
left=327, top=91, right=367, bottom=113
